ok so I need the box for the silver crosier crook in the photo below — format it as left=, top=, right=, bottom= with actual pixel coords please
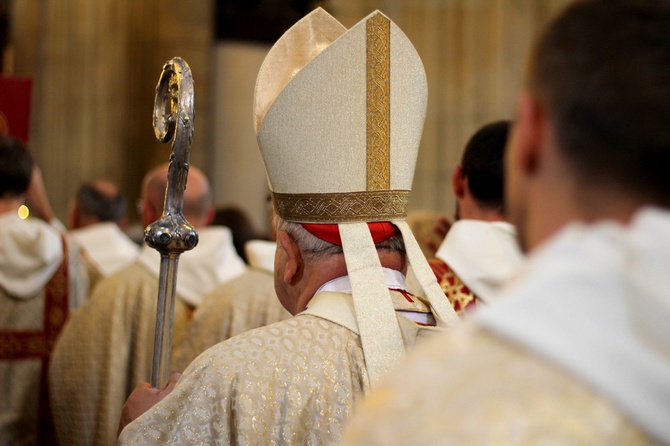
left=145, top=57, right=198, bottom=388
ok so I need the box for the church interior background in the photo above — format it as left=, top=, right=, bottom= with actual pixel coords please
left=0, top=0, right=570, bottom=237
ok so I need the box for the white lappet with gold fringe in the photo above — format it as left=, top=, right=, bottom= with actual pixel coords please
left=254, top=7, right=459, bottom=388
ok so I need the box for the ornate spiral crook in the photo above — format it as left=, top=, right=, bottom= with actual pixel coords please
left=146, top=57, right=198, bottom=388
left=145, top=58, right=198, bottom=253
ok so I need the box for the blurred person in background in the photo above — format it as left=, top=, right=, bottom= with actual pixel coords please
left=0, top=136, right=88, bottom=445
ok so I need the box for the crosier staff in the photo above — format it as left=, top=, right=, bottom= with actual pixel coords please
left=145, top=58, right=198, bottom=388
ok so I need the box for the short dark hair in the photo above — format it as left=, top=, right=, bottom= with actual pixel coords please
left=460, top=120, right=510, bottom=212
left=76, top=182, right=127, bottom=224
left=528, top=0, right=670, bottom=207
left=0, top=136, right=34, bottom=199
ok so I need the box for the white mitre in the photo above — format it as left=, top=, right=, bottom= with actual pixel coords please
left=253, top=7, right=458, bottom=387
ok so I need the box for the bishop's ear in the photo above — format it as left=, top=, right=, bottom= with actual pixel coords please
left=276, top=230, right=303, bottom=285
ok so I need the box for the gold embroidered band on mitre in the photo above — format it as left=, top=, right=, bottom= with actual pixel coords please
left=272, top=190, right=410, bottom=223
left=366, top=13, right=391, bottom=191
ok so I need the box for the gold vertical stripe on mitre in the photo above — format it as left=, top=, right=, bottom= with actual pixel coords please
left=366, top=13, right=391, bottom=191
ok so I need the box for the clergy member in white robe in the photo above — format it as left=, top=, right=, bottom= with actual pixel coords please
left=67, top=180, right=140, bottom=284
left=49, top=164, right=246, bottom=446
left=68, top=221, right=138, bottom=286
left=339, top=1, right=670, bottom=443
left=426, top=121, right=523, bottom=313
left=341, top=209, right=670, bottom=445
left=0, top=137, right=89, bottom=445
left=430, top=219, right=522, bottom=309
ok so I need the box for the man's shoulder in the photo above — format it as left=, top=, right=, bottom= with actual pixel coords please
left=97, top=260, right=154, bottom=287
left=191, top=315, right=358, bottom=368
left=0, top=213, right=62, bottom=246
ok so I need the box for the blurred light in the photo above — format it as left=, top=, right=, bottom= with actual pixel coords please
left=18, top=205, right=30, bottom=219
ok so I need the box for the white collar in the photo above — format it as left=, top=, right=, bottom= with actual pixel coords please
left=434, top=219, right=523, bottom=301
left=69, top=222, right=139, bottom=276
left=137, top=226, right=247, bottom=306
left=304, top=268, right=431, bottom=333
left=0, top=213, right=63, bottom=299
left=315, top=267, right=409, bottom=296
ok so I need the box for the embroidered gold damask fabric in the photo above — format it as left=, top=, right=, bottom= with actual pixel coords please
left=428, top=257, right=478, bottom=315
left=120, top=291, right=442, bottom=445
left=120, top=316, right=367, bottom=445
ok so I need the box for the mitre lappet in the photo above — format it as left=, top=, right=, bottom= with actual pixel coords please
left=253, top=7, right=459, bottom=386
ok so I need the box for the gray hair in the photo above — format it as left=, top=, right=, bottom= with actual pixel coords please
left=273, top=214, right=406, bottom=262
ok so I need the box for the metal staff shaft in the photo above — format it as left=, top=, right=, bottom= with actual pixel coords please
left=146, top=58, right=198, bottom=388
left=152, top=253, right=180, bottom=387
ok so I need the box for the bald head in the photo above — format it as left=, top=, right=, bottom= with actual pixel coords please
left=140, top=163, right=214, bottom=229
left=70, top=180, right=127, bottom=229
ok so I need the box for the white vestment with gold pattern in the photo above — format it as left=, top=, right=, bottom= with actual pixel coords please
left=119, top=273, right=443, bottom=445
